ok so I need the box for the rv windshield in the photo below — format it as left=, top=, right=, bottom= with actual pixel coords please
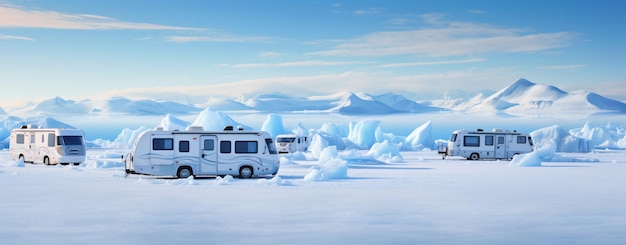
left=265, top=138, right=278, bottom=154
left=277, top=137, right=295, bottom=143
left=450, top=134, right=457, bottom=142
left=57, top=136, right=84, bottom=146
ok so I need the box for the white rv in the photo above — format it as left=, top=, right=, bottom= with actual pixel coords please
left=124, top=126, right=280, bottom=178
left=275, top=134, right=310, bottom=154
left=439, top=128, right=534, bottom=160
left=9, top=125, right=86, bottom=165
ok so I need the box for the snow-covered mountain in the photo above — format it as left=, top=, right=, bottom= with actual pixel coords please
left=328, top=92, right=401, bottom=115
left=201, top=97, right=252, bottom=111
left=373, top=93, right=442, bottom=113
left=3, top=78, right=625, bottom=116
left=243, top=93, right=333, bottom=112
left=96, top=96, right=202, bottom=115
left=243, top=92, right=444, bottom=114
left=458, top=78, right=626, bottom=113
left=31, top=97, right=92, bottom=114
left=12, top=96, right=203, bottom=115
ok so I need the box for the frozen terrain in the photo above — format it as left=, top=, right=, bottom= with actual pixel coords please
left=1, top=149, right=625, bottom=244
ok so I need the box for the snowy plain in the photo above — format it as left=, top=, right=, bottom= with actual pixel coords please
left=1, top=148, right=625, bottom=244
left=2, top=78, right=626, bottom=244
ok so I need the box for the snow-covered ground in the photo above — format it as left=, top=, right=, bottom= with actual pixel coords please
left=1, top=148, right=625, bottom=244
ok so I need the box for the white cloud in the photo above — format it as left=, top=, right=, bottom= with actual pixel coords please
left=309, top=15, right=577, bottom=58
left=467, top=9, right=487, bottom=14
left=377, top=58, right=486, bottom=68
left=385, top=18, right=414, bottom=25
left=134, top=36, right=153, bottom=41
left=353, top=8, right=381, bottom=15
left=165, top=34, right=272, bottom=43
left=538, top=65, right=586, bottom=70
left=259, top=51, right=283, bottom=58
left=0, top=5, right=199, bottom=30
left=420, top=13, right=448, bottom=25
left=220, top=60, right=371, bottom=68
left=0, top=34, right=33, bottom=41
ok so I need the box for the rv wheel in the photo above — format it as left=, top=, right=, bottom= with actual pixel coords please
left=177, top=167, right=193, bottom=179
left=239, top=166, right=253, bottom=179
left=469, top=153, right=479, bottom=161
left=43, top=156, right=50, bottom=165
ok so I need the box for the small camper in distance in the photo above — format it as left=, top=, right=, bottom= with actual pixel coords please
left=439, top=128, right=534, bottom=160
left=10, top=125, right=86, bottom=165
left=275, top=134, right=310, bottom=154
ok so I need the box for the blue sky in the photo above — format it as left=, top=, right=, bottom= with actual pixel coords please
left=1, top=0, right=624, bottom=108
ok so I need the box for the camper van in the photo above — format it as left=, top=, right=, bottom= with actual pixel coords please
left=124, top=126, right=280, bottom=179
left=9, top=125, right=86, bottom=165
left=439, top=128, right=534, bottom=160
left=275, top=134, right=310, bottom=153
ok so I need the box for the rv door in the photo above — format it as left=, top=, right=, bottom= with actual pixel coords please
left=28, top=133, right=36, bottom=162
left=200, top=136, right=218, bottom=175
left=495, top=135, right=506, bottom=159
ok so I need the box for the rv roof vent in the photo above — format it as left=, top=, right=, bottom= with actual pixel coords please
left=492, top=128, right=503, bottom=132
left=477, top=128, right=484, bottom=132
left=237, top=126, right=244, bottom=131
left=186, top=126, right=204, bottom=132
left=21, top=125, right=28, bottom=129
left=155, top=127, right=164, bottom=131
left=223, top=126, right=234, bottom=131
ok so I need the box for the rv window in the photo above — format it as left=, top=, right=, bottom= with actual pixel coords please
left=463, top=136, right=480, bottom=147
left=41, top=135, right=45, bottom=143
left=30, top=135, right=35, bottom=144
left=220, top=141, right=231, bottom=153
left=498, top=137, right=505, bottom=144
left=16, top=134, right=24, bottom=144
left=47, top=133, right=55, bottom=147
left=58, top=136, right=84, bottom=146
left=485, top=136, right=494, bottom=146
left=450, top=134, right=457, bottom=142
left=153, top=138, right=173, bottom=150
left=203, top=139, right=214, bottom=151
left=277, top=137, right=295, bottom=143
left=265, top=138, right=277, bottom=154
left=179, top=141, right=190, bottom=152
left=517, top=136, right=527, bottom=144
left=235, top=141, right=258, bottom=154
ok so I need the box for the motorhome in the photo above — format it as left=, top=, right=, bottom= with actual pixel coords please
left=275, top=134, right=310, bottom=153
left=9, top=125, right=86, bottom=165
left=124, top=126, right=280, bottom=178
left=439, top=128, right=534, bottom=160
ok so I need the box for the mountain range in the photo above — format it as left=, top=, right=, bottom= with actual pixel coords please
left=2, top=78, right=625, bottom=116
